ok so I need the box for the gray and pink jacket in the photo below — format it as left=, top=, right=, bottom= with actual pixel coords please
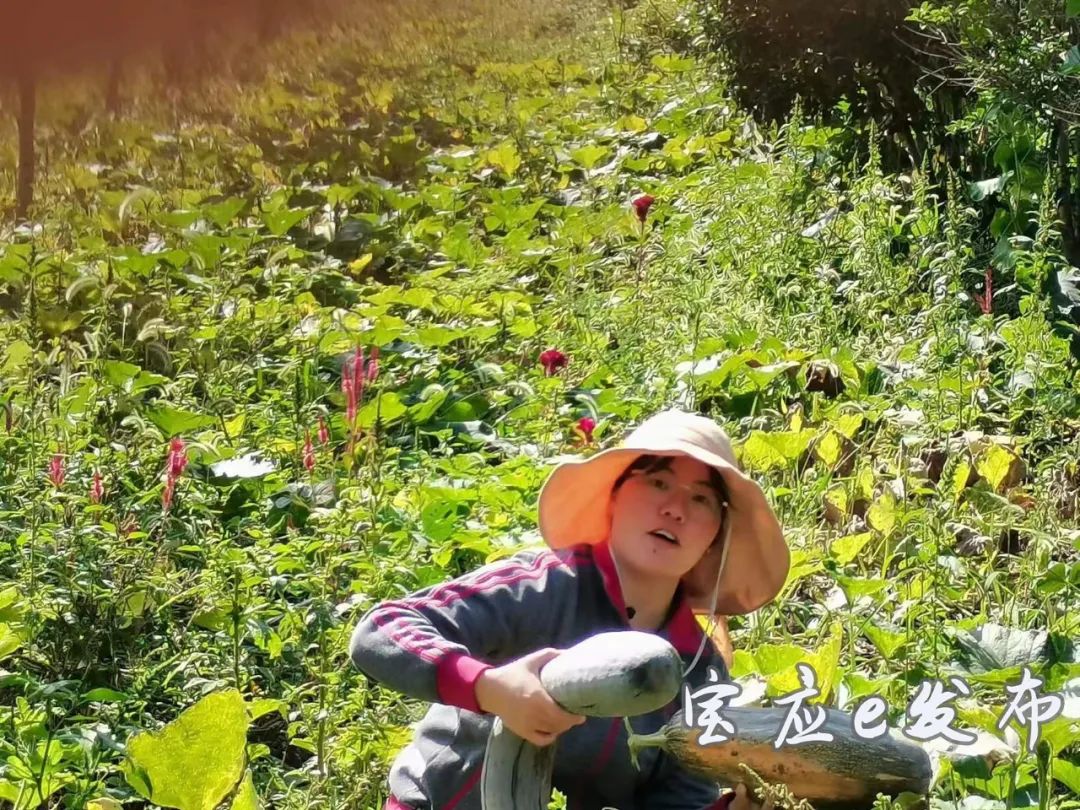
left=349, top=540, right=736, bottom=810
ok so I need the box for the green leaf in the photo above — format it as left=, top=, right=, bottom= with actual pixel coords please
left=864, top=622, right=908, bottom=660
left=203, top=197, right=248, bottom=229
left=1055, top=758, right=1080, bottom=793
left=1069, top=0, right=1080, bottom=17
left=145, top=405, right=216, bottom=436
left=357, top=391, right=408, bottom=429
left=829, top=531, right=872, bottom=565
left=778, top=548, right=824, bottom=601
left=953, top=623, right=1049, bottom=674
left=1062, top=45, right=1080, bottom=76
left=230, top=771, right=259, bottom=810
left=743, top=360, right=800, bottom=388
left=1, top=340, right=33, bottom=374
left=866, top=494, right=897, bottom=536
left=103, top=360, right=141, bottom=387
left=570, top=144, right=610, bottom=170
left=125, top=688, right=249, bottom=810
left=835, top=575, right=889, bottom=602
left=833, top=412, right=864, bottom=439
left=486, top=141, right=522, bottom=177
left=83, top=688, right=128, bottom=703
left=0, top=623, right=22, bottom=660
left=739, top=429, right=815, bottom=471
left=262, top=208, right=312, bottom=237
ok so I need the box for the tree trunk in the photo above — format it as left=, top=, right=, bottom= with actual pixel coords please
left=106, top=58, right=122, bottom=117
left=16, top=71, right=36, bottom=221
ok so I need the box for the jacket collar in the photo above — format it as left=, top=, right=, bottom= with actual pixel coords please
left=592, top=540, right=707, bottom=657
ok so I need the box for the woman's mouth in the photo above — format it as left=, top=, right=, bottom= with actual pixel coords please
left=648, top=529, right=679, bottom=546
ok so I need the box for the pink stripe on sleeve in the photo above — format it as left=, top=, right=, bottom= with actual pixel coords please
left=371, top=551, right=592, bottom=663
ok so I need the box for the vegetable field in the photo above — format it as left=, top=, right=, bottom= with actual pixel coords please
left=0, top=0, right=1077, bottom=808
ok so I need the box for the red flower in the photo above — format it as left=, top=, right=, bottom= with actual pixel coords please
left=344, top=347, right=367, bottom=427
left=539, top=349, right=568, bottom=376
left=48, top=454, right=65, bottom=488
left=632, top=194, right=655, bottom=223
left=303, top=430, right=315, bottom=473
left=168, top=437, right=189, bottom=478
left=317, top=415, right=330, bottom=446
left=90, top=471, right=104, bottom=504
left=163, top=437, right=188, bottom=513
left=576, top=417, right=597, bottom=445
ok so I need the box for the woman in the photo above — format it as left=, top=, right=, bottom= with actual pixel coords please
left=350, top=408, right=790, bottom=810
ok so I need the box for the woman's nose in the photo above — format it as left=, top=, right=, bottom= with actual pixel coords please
left=660, top=492, right=687, bottom=521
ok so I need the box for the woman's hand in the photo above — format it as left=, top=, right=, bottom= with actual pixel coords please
left=474, top=647, right=587, bottom=746
left=726, top=783, right=775, bottom=810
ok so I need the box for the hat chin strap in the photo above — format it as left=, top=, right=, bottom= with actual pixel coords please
left=682, top=504, right=732, bottom=679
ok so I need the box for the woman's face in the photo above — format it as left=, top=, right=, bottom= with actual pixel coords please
left=608, top=455, right=725, bottom=582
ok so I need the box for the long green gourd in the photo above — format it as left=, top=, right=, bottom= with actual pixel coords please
left=479, top=631, right=932, bottom=810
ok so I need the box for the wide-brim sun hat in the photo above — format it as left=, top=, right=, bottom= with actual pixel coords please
left=537, top=408, right=790, bottom=616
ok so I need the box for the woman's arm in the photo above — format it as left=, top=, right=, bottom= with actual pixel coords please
left=349, top=548, right=570, bottom=714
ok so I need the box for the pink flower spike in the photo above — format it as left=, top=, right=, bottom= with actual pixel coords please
left=168, top=437, right=188, bottom=479
left=632, top=194, right=655, bottom=223
left=303, top=430, right=315, bottom=473
left=90, top=471, right=104, bottom=504
left=318, top=415, right=330, bottom=446
left=980, top=267, right=993, bottom=315
left=539, top=349, right=568, bottom=376
left=48, top=454, right=65, bottom=488
left=576, top=417, right=596, bottom=445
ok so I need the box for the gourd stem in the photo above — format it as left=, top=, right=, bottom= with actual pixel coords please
left=625, top=726, right=669, bottom=771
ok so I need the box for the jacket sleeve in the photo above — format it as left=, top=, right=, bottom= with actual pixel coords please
left=349, top=549, right=569, bottom=715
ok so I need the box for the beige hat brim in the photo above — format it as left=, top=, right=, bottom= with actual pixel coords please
left=537, top=440, right=789, bottom=616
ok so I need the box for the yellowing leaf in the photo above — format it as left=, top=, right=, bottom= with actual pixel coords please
left=867, top=494, right=897, bottom=536
left=856, top=465, right=875, bottom=500
left=349, top=254, right=373, bottom=275
left=815, top=432, right=842, bottom=468
left=778, top=548, right=823, bottom=601
left=952, top=459, right=973, bottom=502
left=125, top=689, right=249, bottom=810
left=864, top=622, right=908, bottom=660
left=87, top=800, right=124, bottom=810
left=486, top=141, right=522, bottom=176
left=739, top=429, right=815, bottom=472
left=830, top=531, right=873, bottom=565
left=230, top=771, right=259, bottom=810
left=224, top=413, right=246, bottom=440
left=833, top=412, right=865, bottom=439
left=760, top=622, right=843, bottom=704
left=976, top=443, right=1021, bottom=492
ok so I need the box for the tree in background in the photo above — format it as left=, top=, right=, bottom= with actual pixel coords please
left=0, top=0, right=338, bottom=220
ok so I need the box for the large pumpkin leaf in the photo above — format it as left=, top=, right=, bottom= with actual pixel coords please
left=125, top=689, right=249, bottom=810
left=952, top=623, right=1049, bottom=674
